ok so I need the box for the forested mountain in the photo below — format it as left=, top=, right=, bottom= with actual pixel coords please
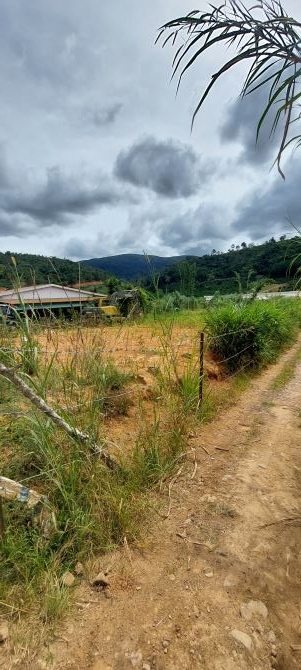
left=0, top=252, right=107, bottom=289
left=1, top=236, right=299, bottom=294
left=82, top=254, right=190, bottom=280
left=143, top=237, right=301, bottom=295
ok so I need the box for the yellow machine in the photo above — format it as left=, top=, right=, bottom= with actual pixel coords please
left=99, top=305, right=120, bottom=317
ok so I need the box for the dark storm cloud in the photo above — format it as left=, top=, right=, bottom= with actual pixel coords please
left=115, top=200, right=229, bottom=257
left=3, top=167, right=131, bottom=222
left=0, top=159, right=138, bottom=236
left=220, top=83, right=282, bottom=166
left=114, top=136, right=213, bottom=198
left=157, top=204, right=230, bottom=247
left=232, top=158, right=301, bottom=239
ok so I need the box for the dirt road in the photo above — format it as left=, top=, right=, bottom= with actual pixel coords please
left=7, top=340, right=301, bottom=669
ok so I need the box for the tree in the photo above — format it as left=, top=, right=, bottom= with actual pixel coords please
left=157, top=0, right=301, bottom=177
left=107, top=276, right=121, bottom=295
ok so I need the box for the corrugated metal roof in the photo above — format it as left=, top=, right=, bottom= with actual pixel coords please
left=0, top=283, right=106, bottom=304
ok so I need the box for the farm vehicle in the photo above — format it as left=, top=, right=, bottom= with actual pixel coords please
left=83, top=289, right=143, bottom=322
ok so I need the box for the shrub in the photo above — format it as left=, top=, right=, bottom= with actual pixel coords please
left=205, top=299, right=300, bottom=372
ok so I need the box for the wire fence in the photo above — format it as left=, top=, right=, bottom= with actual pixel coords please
left=0, top=325, right=257, bottom=415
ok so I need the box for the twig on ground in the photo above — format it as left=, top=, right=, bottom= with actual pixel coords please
left=0, top=362, right=120, bottom=472
left=215, top=446, right=230, bottom=452
left=190, top=448, right=197, bottom=479
left=259, top=516, right=301, bottom=528
left=162, top=466, right=183, bottom=519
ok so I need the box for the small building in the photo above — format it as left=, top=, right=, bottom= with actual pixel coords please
left=0, top=283, right=106, bottom=316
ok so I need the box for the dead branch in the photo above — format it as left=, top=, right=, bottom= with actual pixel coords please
left=259, top=516, right=301, bottom=528
left=0, top=362, right=120, bottom=472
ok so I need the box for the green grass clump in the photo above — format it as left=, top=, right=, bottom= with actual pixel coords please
left=0, top=355, right=187, bottom=622
left=270, top=347, right=301, bottom=390
left=0, top=414, right=149, bottom=619
left=205, top=299, right=301, bottom=372
left=130, top=406, right=186, bottom=488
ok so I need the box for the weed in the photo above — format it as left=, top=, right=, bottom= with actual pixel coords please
left=0, top=297, right=299, bottom=633
left=206, top=501, right=236, bottom=518
left=270, top=348, right=301, bottom=390
left=130, top=405, right=186, bottom=488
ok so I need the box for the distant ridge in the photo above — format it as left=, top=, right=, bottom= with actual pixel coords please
left=0, top=252, right=107, bottom=289
left=82, top=254, right=193, bottom=280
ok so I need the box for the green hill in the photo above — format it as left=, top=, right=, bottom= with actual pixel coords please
left=1, top=236, right=300, bottom=296
left=143, top=237, right=301, bottom=295
left=82, top=254, right=190, bottom=280
left=0, top=252, right=107, bottom=289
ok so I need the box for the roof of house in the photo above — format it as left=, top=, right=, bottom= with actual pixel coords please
left=0, top=283, right=106, bottom=305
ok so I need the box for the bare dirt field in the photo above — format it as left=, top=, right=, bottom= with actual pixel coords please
left=2, top=327, right=301, bottom=670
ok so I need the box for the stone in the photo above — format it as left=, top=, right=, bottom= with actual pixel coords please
left=230, top=629, right=254, bottom=653
left=128, top=651, right=143, bottom=667
left=205, top=572, right=214, bottom=578
left=223, top=573, right=238, bottom=588
left=240, top=600, right=268, bottom=621
left=268, top=630, right=277, bottom=644
left=91, top=572, right=110, bottom=590
left=201, top=494, right=216, bottom=503
left=162, top=640, right=169, bottom=649
left=169, top=574, right=176, bottom=581
left=0, top=622, right=9, bottom=643
left=74, top=561, right=84, bottom=576
left=142, top=665, right=151, bottom=670
left=61, top=571, right=75, bottom=588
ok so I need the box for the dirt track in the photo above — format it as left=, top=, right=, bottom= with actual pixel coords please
left=5, top=338, right=301, bottom=670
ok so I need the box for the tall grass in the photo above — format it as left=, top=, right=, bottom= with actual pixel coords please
left=205, top=299, right=301, bottom=372
left=1, top=296, right=301, bottom=630
left=0, top=321, right=189, bottom=623
left=149, top=291, right=206, bottom=315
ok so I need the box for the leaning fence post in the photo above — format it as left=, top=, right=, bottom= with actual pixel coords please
left=199, top=331, right=204, bottom=403
left=0, top=498, right=4, bottom=538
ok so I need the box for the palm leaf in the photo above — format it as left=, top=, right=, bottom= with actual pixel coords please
left=158, top=0, right=301, bottom=176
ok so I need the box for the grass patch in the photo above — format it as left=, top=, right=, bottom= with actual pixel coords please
left=0, top=322, right=189, bottom=624
left=206, top=299, right=301, bottom=372
left=270, top=348, right=301, bottom=390
left=200, top=371, right=252, bottom=422
left=140, top=307, right=206, bottom=329
left=0, top=299, right=300, bottom=634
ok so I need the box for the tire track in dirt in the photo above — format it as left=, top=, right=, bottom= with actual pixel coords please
left=5, top=338, right=301, bottom=670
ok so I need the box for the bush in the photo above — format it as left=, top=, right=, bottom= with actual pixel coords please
left=150, top=291, right=205, bottom=313
left=205, top=299, right=300, bottom=372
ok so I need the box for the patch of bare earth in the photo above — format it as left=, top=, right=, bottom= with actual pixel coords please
left=3, top=338, right=301, bottom=670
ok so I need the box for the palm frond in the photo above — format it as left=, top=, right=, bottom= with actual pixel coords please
left=158, top=0, right=301, bottom=177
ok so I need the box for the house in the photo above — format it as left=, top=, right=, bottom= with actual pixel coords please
left=0, top=283, right=107, bottom=316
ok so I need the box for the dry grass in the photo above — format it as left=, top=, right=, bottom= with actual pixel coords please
left=0, top=311, right=265, bottom=639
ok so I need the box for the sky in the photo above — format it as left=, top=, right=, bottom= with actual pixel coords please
left=0, top=0, right=300, bottom=261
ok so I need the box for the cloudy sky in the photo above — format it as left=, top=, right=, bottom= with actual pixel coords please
left=0, top=0, right=300, bottom=260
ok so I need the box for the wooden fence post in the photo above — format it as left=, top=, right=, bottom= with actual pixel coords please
left=0, top=499, right=4, bottom=538
left=199, top=331, right=204, bottom=403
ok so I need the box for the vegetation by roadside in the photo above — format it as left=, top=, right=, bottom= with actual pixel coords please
left=1, top=297, right=301, bottom=631
left=270, top=347, right=301, bottom=391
